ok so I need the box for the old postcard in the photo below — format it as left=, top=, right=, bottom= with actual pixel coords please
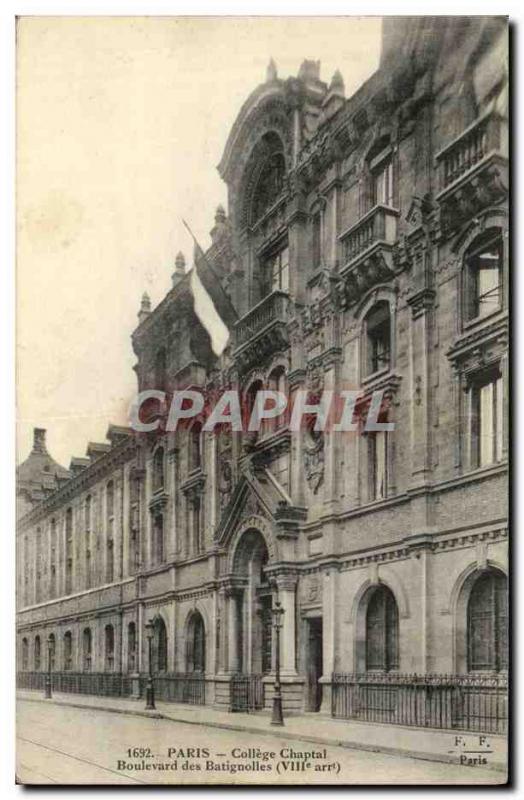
left=15, top=15, right=509, bottom=785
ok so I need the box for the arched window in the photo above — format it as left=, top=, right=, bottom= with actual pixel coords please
left=82, top=628, right=92, bottom=672
left=104, top=624, right=115, bottom=672
left=464, top=230, right=503, bottom=322
left=468, top=570, right=508, bottom=671
left=21, top=637, right=29, bottom=671
left=365, top=585, right=399, bottom=672
left=364, top=301, right=391, bottom=376
left=153, top=447, right=165, bottom=492
left=34, top=635, right=41, bottom=671
left=186, top=612, right=206, bottom=673
left=251, top=150, right=286, bottom=223
left=189, top=423, right=202, bottom=472
left=63, top=631, right=73, bottom=671
left=154, top=617, right=168, bottom=673
left=127, top=622, right=137, bottom=672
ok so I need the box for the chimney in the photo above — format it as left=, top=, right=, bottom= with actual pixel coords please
left=33, top=428, right=48, bottom=454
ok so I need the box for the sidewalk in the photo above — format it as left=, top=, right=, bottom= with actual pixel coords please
left=17, top=689, right=507, bottom=773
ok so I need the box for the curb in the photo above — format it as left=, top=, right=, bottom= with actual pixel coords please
left=19, top=695, right=507, bottom=775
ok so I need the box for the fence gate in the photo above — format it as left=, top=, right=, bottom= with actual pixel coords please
left=230, top=674, right=264, bottom=712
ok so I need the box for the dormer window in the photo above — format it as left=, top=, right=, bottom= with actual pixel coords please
left=252, top=150, right=285, bottom=223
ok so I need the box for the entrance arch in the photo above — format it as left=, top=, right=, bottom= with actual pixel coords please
left=231, top=528, right=273, bottom=675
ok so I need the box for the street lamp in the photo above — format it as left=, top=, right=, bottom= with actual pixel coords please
left=44, top=635, right=53, bottom=699
left=270, top=599, right=285, bottom=726
left=144, top=619, right=156, bottom=710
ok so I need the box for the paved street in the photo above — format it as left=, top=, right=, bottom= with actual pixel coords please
left=16, top=699, right=503, bottom=785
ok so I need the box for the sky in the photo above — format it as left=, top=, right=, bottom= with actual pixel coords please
left=16, top=16, right=382, bottom=467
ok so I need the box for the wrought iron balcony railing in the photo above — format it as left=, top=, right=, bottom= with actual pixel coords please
left=339, top=204, right=399, bottom=269
left=235, top=291, right=289, bottom=347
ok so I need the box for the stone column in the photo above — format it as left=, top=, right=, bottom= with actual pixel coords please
left=320, top=566, right=338, bottom=713
left=275, top=575, right=297, bottom=676
left=226, top=589, right=242, bottom=673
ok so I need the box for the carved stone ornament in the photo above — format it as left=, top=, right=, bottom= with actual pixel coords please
left=304, top=428, right=324, bottom=494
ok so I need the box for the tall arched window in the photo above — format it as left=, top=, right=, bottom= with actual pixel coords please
left=251, top=150, right=286, bottom=224
left=127, top=622, right=137, bottom=672
left=186, top=612, right=206, bottom=673
left=464, top=230, right=503, bottom=322
left=34, top=635, right=41, bottom=671
left=364, top=301, right=391, bottom=376
left=104, top=624, right=115, bottom=672
left=154, top=617, right=168, bottom=673
left=189, top=423, right=202, bottom=472
left=468, top=569, right=508, bottom=671
left=153, top=447, right=165, bottom=492
left=63, top=631, right=73, bottom=671
left=21, top=637, right=29, bottom=671
left=365, top=585, right=399, bottom=672
left=82, top=628, right=92, bottom=672
left=244, top=379, right=263, bottom=437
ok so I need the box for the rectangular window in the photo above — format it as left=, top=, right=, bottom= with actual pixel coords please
left=466, top=237, right=502, bottom=321
left=470, top=373, right=504, bottom=468
left=373, top=158, right=394, bottom=207
left=369, top=431, right=388, bottom=501
left=263, top=245, right=289, bottom=296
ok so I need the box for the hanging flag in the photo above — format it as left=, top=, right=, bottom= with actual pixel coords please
left=182, top=219, right=235, bottom=357
left=189, top=265, right=230, bottom=357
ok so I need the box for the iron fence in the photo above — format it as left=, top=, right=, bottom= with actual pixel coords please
left=17, top=671, right=133, bottom=697
left=331, top=672, right=508, bottom=734
left=230, top=673, right=264, bottom=712
left=139, top=673, right=206, bottom=705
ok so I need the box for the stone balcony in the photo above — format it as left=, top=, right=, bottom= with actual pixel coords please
left=233, top=290, right=289, bottom=372
left=338, top=204, right=399, bottom=303
left=435, top=109, right=508, bottom=232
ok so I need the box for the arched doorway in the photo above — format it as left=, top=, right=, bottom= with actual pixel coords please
left=232, top=529, right=272, bottom=676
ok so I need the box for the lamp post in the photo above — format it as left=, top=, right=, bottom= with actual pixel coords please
left=270, top=599, right=285, bottom=726
left=145, top=620, right=156, bottom=710
left=44, top=635, right=52, bottom=699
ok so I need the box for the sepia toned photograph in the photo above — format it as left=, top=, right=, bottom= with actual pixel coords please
left=15, top=14, right=509, bottom=786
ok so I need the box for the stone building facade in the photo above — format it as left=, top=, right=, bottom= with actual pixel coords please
left=17, top=17, right=508, bottom=724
